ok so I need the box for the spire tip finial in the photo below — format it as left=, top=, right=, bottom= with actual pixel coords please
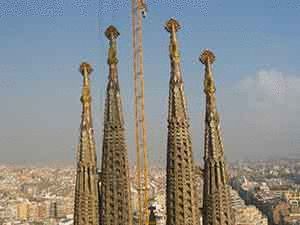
left=79, top=62, right=93, bottom=76
left=165, top=18, right=181, bottom=33
left=200, top=49, right=216, bottom=65
left=105, top=25, right=120, bottom=40
left=106, top=26, right=119, bottom=65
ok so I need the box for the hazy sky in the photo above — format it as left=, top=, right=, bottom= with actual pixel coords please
left=0, top=0, right=299, bottom=165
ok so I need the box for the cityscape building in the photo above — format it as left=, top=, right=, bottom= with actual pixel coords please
left=0, top=162, right=300, bottom=224
left=230, top=188, right=268, bottom=225
left=284, top=191, right=300, bottom=213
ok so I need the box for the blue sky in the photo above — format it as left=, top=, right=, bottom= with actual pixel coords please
left=0, top=0, right=300, bottom=165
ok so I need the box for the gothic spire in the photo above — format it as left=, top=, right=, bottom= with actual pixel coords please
left=74, top=62, right=100, bottom=225
left=165, top=18, right=200, bottom=225
left=99, top=25, right=132, bottom=225
left=200, top=50, right=234, bottom=225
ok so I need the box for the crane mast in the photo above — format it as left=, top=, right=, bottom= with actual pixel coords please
left=131, top=0, right=149, bottom=225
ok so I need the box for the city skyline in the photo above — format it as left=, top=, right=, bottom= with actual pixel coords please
left=0, top=0, right=300, bottom=164
left=1, top=159, right=299, bottom=225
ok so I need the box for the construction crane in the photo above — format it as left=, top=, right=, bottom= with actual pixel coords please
left=131, top=0, right=149, bottom=225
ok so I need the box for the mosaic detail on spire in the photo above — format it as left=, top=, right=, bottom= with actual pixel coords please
left=200, top=50, right=234, bottom=225
left=165, top=18, right=200, bottom=225
left=74, top=62, right=100, bottom=225
left=99, top=25, right=132, bottom=225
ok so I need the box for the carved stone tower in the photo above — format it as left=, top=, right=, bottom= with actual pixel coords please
left=99, top=25, right=132, bottom=225
left=165, top=18, right=200, bottom=225
left=74, top=62, right=100, bottom=225
left=200, top=50, right=233, bottom=225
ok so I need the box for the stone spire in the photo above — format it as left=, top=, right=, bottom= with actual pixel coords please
left=74, top=62, right=100, bottom=225
left=99, top=25, right=132, bottom=225
left=200, top=50, right=234, bottom=225
left=165, top=18, right=200, bottom=225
